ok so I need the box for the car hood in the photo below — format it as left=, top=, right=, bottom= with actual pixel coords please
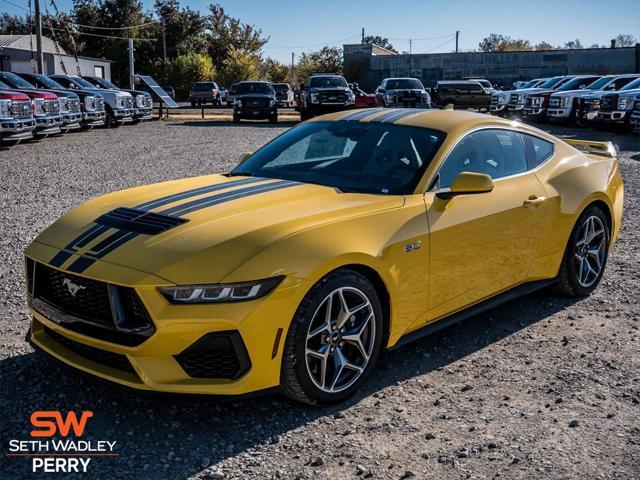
left=551, top=89, right=594, bottom=98
left=32, top=175, right=404, bottom=284
left=309, top=87, right=350, bottom=92
left=236, top=93, right=274, bottom=99
left=386, top=89, right=426, bottom=93
left=513, top=87, right=545, bottom=96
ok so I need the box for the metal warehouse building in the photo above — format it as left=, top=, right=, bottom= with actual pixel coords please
left=344, top=43, right=640, bottom=90
left=0, top=35, right=111, bottom=80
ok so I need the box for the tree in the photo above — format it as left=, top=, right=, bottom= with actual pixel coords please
left=261, top=58, right=289, bottom=83
left=296, top=46, right=343, bottom=81
left=207, top=4, right=268, bottom=66
left=0, top=13, right=31, bottom=35
left=155, top=0, right=207, bottom=58
left=563, top=39, right=583, bottom=50
left=166, top=53, right=215, bottom=99
left=534, top=41, right=554, bottom=51
left=218, top=46, right=260, bottom=86
left=362, top=35, right=397, bottom=53
left=478, top=34, right=532, bottom=52
left=615, top=33, right=637, bottom=47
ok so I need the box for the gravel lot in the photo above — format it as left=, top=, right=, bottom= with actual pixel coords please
left=1, top=119, right=638, bottom=479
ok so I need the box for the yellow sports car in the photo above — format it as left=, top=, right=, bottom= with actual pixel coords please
left=25, top=109, right=623, bottom=404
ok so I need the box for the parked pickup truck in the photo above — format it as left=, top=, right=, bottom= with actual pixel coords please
left=523, top=75, right=601, bottom=122
left=577, top=77, right=640, bottom=125
left=434, top=80, right=491, bottom=109
left=298, top=74, right=355, bottom=120
left=81, top=76, right=153, bottom=122
left=549, top=74, right=640, bottom=124
left=507, top=76, right=573, bottom=116
left=0, top=71, right=82, bottom=132
left=0, top=89, right=35, bottom=143
left=232, top=81, right=278, bottom=123
left=375, top=77, right=431, bottom=108
left=50, top=74, right=133, bottom=128
left=597, top=82, right=640, bottom=130
left=15, top=72, right=106, bottom=128
left=0, top=79, right=62, bottom=137
left=189, top=81, right=220, bottom=106
left=490, top=78, right=547, bottom=116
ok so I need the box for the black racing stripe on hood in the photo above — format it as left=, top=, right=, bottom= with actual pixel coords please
left=340, top=108, right=385, bottom=121
left=61, top=181, right=302, bottom=274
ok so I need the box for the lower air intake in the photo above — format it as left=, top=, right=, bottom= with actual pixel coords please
left=175, top=331, right=251, bottom=379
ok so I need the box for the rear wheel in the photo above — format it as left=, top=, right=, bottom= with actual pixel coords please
left=557, top=205, right=610, bottom=297
left=281, top=269, right=383, bottom=405
left=232, top=114, right=240, bottom=124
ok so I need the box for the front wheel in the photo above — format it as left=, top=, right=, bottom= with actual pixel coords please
left=557, top=205, right=610, bottom=297
left=268, top=114, right=278, bottom=124
left=281, top=269, right=383, bottom=405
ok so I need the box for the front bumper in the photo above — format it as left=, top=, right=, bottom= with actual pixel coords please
left=630, top=112, right=640, bottom=130
left=61, top=112, right=83, bottom=130
left=548, top=107, right=572, bottom=119
left=82, top=110, right=106, bottom=127
left=134, top=107, right=153, bottom=120
left=234, top=106, right=277, bottom=119
left=34, top=115, right=63, bottom=135
left=113, top=108, right=134, bottom=122
left=0, top=117, right=36, bottom=140
left=597, top=110, right=630, bottom=123
left=523, top=106, right=547, bottom=118
left=25, top=243, right=299, bottom=395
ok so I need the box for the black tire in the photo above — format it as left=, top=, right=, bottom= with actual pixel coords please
left=557, top=205, right=610, bottom=297
left=281, top=269, right=384, bottom=405
left=269, top=114, right=278, bottom=124
left=300, top=109, right=312, bottom=121
left=190, top=100, right=196, bottom=107
left=104, top=107, right=118, bottom=129
left=232, top=114, right=240, bottom=124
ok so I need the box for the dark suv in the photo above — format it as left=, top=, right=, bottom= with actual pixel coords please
left=298, top=74, right=355, bottom=120
left=434, top=80, right=492, bottom=109
left=232, top=81, right=278, bottom=123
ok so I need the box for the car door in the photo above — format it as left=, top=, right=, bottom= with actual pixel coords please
left=423, top=128, right=551, bottom=321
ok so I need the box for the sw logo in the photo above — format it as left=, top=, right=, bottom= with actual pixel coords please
left=30, top=410, right=94, bottom=437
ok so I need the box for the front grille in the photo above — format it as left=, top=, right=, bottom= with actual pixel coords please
left=508, top=93, right=521, bottom=108
left=95, top=207, right=188, bottom=235
left=242, top=98, right=268, bottom=108
left=94, top=97, right=105, bottom=112
left=143, top=96, right=152, bottom=108
left=318, top=90, right=346, bottom=103
left=123, top=96, right=134, bottom=108
left=11, top=100, right=33, bottom=119
left=600, top=95, right=616, bottom=112
left=68, top=98, right=81, bottom=114
left=43, top=99, right=60, bottom=116
left=30, top=261, right=155, bottom=346
left=175, top=331, right=251, bottom=379
left=44, top=326, right=136, bottom=375
left=548, top=97, right=561, bottom=107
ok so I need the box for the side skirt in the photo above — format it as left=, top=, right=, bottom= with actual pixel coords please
left=389, top=279, right=556, bottom=351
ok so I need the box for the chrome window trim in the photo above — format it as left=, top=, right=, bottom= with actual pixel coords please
left=427, top=125, right=557, bottom=192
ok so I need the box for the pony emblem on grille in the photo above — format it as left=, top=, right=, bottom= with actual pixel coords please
left=62, top=278, right=86, bottom=297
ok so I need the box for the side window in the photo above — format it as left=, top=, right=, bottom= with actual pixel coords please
left=613, top=77, right=634, bottom=90
left=522, top=134, right=554, bottom=170
left=438, top=129, right=527, bottom=188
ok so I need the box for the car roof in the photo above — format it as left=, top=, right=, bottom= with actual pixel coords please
left=437, top=80, right=481, bottom=85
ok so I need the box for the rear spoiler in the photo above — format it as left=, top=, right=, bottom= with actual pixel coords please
left=563, top=139, right=617, bottom=158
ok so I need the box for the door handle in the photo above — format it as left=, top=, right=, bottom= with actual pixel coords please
left=523, top=195, right=546, bottom=208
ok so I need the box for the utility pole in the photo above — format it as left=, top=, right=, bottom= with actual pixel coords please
left=361, top=27, right=365, bottom=43
left=161, top=18, right=167, bottom=62
left=34, top=0, right=43, bottom=73
left=290, top=51, right=295, bottom=85
left=455, top=30, right=460, bottom=53
left=409, top=39, right=412, bottom=74
left=128, top=38, right=135, bottom=90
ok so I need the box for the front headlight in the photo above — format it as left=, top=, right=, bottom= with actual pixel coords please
left=310, top=92, right=319, bottom=103
left=345, top=92, right=354, bottom=103
left=84, top=96, right=96, bottom=111
left=269, top=99, right=277, bottom=107
left=33, top=98, right=45, bottom=116
left=385, top=93, right=394, bottom=102
left=158, top=276, right=284, bottom=304
left=0, top=99, right=11, bottom=120
left=135, top=94, right=145, bottom=108
left=617, top=97, right=629, bottom=110
left=234, top=99, right=242, bottom=107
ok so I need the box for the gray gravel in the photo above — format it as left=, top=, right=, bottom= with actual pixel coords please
left=1, top=119, right=638, bottom=479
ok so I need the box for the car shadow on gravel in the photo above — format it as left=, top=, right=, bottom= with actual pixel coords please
left=168, top=120, right=299, bottom=128
left=1, top=288, right=580, bottom=479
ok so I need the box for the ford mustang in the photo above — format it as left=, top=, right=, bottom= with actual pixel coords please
left=25, top=108, right=623, bottom=404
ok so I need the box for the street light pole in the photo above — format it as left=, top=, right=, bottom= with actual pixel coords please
left=128, top=38, right=135, bottom=90
left=34, top=0, right=44, bottom=73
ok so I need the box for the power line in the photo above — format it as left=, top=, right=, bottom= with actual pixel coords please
left=425, top=37, right=456, bottom=53
left=267, top=34, right=361, bottom=50
left=2, top=0, right=28, bottom=11
left=13, top=18, right=157, bottom=41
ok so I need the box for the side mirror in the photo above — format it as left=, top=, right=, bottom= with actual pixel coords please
left=376, top=87, right=384, bottom=94
left=238, top=152, right=253, bottom=165
left=436, top=172, right=494, bottom=199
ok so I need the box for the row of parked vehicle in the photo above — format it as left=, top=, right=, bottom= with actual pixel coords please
left=0, top=71, right=153, bottom=145
left=490, top=73, right=640, bottom=132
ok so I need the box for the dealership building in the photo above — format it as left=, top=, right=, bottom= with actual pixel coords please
left=344, top=42, right=640, bottom=90
left=0, top=35, right=112, bottom=80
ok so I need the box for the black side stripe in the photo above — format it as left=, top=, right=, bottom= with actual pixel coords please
left=63, top=181, right=301, bottom=274
left=49, top=177, right=266, bottom=268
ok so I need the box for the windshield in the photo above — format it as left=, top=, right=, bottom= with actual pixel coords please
left=621, top=78, right=640, bottom=91
left=520, top=80, right=540, bottom=89
left=0, top=80, right=10, bottom=88
left=474, top=80, right=492, bottom=89
left=539, top=76, right=564, bottom=89
left=235, top=82, right=274, bottom=95
left=32, top=74, right=64, bottom=89
left=194, top=82, right=216, bottom=91
left=309, top=76, right=348, bottom=88
left=90, top=77, right=119, bottom=89
left=386, top=79, right=424, bottom=90
left=231, top=121, right=446, bottom=195
left=71, top=77, right=98, bottom=89
left=273, top=84, right=289, bottom=92
left=586, top=77, right=612, bottom=90
left=558, top=77, right=598, bottom=91
left=0, top=72, right=35, bottom=89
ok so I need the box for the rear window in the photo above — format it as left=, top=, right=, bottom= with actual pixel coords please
left=194, top=83, right=216, bottom=91
left=522, top=134, right=554, bottom=169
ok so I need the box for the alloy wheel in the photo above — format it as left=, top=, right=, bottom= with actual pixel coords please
left=305, top=287, right=375, bottom=393
left=574, top=215, right=607, bottom=287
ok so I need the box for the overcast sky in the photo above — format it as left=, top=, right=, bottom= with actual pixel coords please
left=2, top=0, right=639, bottom=63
